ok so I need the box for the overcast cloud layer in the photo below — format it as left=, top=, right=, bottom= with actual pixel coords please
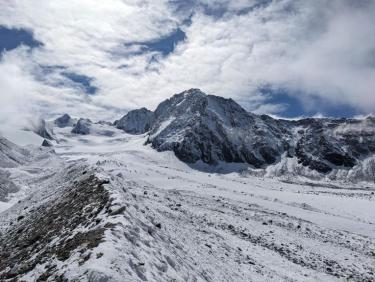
left=0, top=0, right=374, bottom=125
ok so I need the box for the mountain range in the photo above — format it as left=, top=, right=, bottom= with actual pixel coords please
left=1, top=89, right=374, bottom=281
left=112, top=89, right=375, bottom=181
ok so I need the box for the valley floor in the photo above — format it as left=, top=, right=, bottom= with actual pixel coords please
left=1, top=128, right=375, bottom=281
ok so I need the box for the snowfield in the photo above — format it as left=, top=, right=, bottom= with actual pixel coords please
left=1, top=124, right=374, bottom=282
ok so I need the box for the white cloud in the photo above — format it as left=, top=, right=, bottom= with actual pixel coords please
left=0, top=0, right=374, bottom=127
left=0, top=48, right=115, bottom=126
left=270, top=0, right=375, bottom=112
left=0, top=50, right=35, bottom=128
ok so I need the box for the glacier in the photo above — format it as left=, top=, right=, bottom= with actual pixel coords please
left=0, top=89, right=374, bottom=281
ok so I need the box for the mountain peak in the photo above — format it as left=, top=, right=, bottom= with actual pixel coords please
left=54, top=114, right=73, bottom=128
left=167, top=88, right=207, bottom=104
left=115, top=108, right=154, bottom=134
left=112, top=89, right=375, bottom=174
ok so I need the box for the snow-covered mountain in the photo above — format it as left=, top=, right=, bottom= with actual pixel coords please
left=0, top=137, right=32, bottom=168
left=22, top=88, right=373, bottom=182
left=114, top=89, right=375, bottom=179
left=115, top=107, right=154, bottom=134
left=0, top=136, right=58, bottom=202
left=54, top=114, right=76, bottom=128
left=72, top=118, right=93, bottom=135
left=1, top=89, right=375, bottom=281
left=0, top=138, right=29, bottom=202
left=146, top=89, right=288, bottom=167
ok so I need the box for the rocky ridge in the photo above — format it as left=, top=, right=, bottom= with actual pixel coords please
left=114, top=89, right=375, bottom=176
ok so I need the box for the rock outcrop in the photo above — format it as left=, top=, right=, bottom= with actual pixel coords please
left=115, top=108, right=154, bottom=134
left=42, top=139, right=53, bottom=147
left=54, top=114, right=74, bottom=128
left=71, top=119, right=92, bottom=135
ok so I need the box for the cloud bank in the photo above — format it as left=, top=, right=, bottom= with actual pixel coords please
left=0, top=0, right=374, bottom=126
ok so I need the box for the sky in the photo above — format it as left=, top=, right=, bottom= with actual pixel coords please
left=0, top=0, right=374, bottom=126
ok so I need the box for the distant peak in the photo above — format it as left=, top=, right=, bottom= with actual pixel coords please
left=54, top=113, right=73, bottom=128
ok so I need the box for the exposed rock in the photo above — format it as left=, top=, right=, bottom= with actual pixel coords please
left=139, top=89, right=375, bottom=173
left=72, top=118, right=92, bottom=135
left=0, top=174, right=110, bottom=280
left=146, top=89, right=288, bottom=168
left=108, top=206, right=126, bottom=216
left=42, top=139, right=53, bottom=147
left=115, top=108, right=155, bottom=134
left=54, top=114, right=74, bottom=128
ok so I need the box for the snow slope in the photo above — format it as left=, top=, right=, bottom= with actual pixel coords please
left=0, top=135, right=61, bottom=213
left=1, top=121, right=373, bottom=281
left=0, top=129, right=44, bottom=147
left=1, top=88, right=375, bottom=281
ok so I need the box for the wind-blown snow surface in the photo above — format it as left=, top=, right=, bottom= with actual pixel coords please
left=0, top=124, right=374, bottom=281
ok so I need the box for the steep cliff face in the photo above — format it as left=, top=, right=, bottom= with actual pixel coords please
left=146, top=89, right=289, bottom=167
left=290, top=117, right=375, bottom=173
left=54, top=114, right=74, bottom=128
left=115, top=108, right=154, bottom=134
left=71, top=118, right=92, bottom=135
left=115, top=89, right=375, bottom=174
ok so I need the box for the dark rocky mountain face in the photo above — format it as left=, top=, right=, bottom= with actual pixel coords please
left=71, top=118, right=92, bottom=135
left=289, top=117, right=375, bottom=173
left=54, top=114, right=73, bottom=128
left=115, top=89, right=375, bottom=174
left=42, top=139, right=53, bottom=147
left=0, top=173, right=111, bottom=281
left=115, top=108, right=154, bottom=134
left=147, top=89, right=289, bottom=167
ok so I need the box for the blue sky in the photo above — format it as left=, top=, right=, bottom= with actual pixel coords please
left=124, top=28, right=187, bottom=57
left=0, top=27, right=41, bottom=52
left=254, top=86, right=361, bottom=118
left=0, top=0, right=374, bottom=123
